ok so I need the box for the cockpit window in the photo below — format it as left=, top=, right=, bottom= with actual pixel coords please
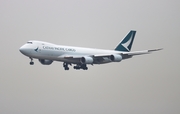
left=27, top=42, right=33, bottom=44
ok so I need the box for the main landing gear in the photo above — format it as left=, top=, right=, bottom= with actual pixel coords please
left=63, top=62, right=88, bottom=70
left=63, top=62, right=70, bottom=70
left=29, top=57, right=34, bottom=65
left=73, top=64, right=88, bottom=70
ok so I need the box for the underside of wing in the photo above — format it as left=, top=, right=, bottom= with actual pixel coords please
left=57, top=55, right=82, bottom=64
left=58, top=54, right=121, bottom=64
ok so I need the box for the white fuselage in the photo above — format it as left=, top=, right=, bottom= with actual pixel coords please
left=19, top=40, right=122, bottom=64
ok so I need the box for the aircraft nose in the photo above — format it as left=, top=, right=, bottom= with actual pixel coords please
left=19, top=44, right=32, bottom=56
left=19, top=46, right=23, bottom=53
left=19, top=45, right=26, bottom=54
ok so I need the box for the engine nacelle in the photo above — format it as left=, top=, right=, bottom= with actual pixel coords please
left=38, top=59, right=53, bottom=65
left=110, top=54, right=122, bottom=62
left=80, top=56, right=93, bottom=64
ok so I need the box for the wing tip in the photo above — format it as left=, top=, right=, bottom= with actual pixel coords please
left=148, top=48, right=163, bottom=52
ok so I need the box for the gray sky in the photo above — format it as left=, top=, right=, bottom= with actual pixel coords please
left=0, top=0, right=180, bottom=114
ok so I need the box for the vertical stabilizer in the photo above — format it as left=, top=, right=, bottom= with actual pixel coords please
left=115, top=30, right=136, bottom=52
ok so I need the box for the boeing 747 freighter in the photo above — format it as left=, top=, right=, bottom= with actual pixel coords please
left=19, top=31, right=162, bottom=70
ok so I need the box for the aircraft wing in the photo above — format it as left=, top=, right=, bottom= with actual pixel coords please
left=94, top=48, right=163, bottom=59
left=58, top=48, right=162, bottom=63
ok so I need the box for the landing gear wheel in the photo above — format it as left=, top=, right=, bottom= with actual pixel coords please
left=82, top=64, right=88, bottom=70
left=83, top=67, right=88, bottom=70
left=63, top=62, right=69, bottom=70
left=30, top=61, right=34, bottom=65
left=65, top=67, right=69, bottom=70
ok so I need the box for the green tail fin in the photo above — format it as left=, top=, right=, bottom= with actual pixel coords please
left=115, top=30, right=136, bottom=52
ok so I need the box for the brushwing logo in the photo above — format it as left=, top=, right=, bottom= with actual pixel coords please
left=34, top=47, right=39, bottom=52
left=121, top=34, right=133, bottom=51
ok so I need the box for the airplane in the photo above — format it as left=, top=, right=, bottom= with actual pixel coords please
left=19, top=30, right=162, bottom=70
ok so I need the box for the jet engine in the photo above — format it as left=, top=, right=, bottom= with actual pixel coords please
left=110, top=54, right=122, bottom=62
left=80, top=56, right=93, bottom=64
left=38, top=59, right=53, bottom=65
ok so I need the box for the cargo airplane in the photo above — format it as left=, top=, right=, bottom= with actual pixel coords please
left=19, top=31, right=162, bottom=70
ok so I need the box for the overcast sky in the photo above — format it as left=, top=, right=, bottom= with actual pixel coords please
left=0, top=0, right=180, bottom=114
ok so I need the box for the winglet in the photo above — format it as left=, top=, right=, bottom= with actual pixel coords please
left=115, top=30, right=136, bottom=52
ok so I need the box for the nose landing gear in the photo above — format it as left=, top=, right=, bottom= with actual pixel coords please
left=29, top=57, right=34, bottom=65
